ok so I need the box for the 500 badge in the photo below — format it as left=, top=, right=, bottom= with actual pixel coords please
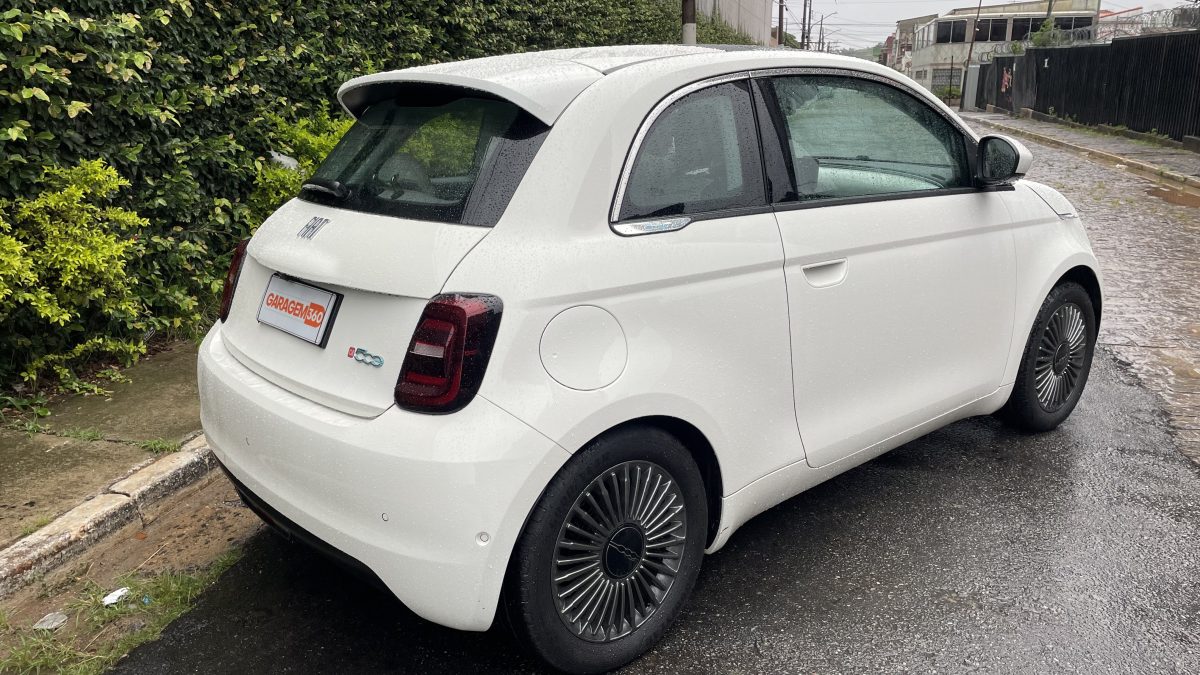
left=348, top=346, right=384, bottom=367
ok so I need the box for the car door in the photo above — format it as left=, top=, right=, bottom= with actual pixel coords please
left=598, top=76, right=801, bottom=490
left=753, top=70, right=1017, bottom=469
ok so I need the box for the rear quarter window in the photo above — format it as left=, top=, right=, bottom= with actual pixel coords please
left=618, top=80, right=765, bottom=221
left=301, top=85, right=548, bottom=226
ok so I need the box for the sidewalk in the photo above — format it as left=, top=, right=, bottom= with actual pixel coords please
left=0, top=342, right=203, bottom=550
left=0, top=341, right=264, bottom=672
left=962, top=111, right=1200, bottom=189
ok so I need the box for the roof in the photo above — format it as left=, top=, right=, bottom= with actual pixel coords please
left=337, top=45, right=880, bottom=126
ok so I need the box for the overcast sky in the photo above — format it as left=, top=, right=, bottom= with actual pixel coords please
left=772, top=0, right=1170, bottom=50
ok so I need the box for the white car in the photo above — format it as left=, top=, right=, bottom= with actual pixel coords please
left=199, top=45, right=1101, bottom=673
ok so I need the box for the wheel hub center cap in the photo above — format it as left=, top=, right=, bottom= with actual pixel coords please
left=1053, top=343, right=1070, bottom=375
left=603, top=525, right=645, bottom=578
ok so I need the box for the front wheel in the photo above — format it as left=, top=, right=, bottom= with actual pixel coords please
left=998, top=281, right=1097, bottom=432
left=503, top=426, right=707, bottom=674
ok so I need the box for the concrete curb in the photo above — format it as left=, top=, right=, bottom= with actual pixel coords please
left=0, top=435, right=215, bottom=600
left=971, top=116, right=1200, bottom=192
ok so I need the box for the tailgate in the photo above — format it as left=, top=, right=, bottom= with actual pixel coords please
left=219, top=199, right=488, bottom=417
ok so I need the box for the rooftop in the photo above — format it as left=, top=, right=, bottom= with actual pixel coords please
left=338, top=45, right=872, bottom=125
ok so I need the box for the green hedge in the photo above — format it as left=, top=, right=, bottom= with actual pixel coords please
left=0, top=1, right=754, bottom=388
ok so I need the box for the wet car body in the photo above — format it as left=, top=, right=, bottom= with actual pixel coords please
left=199, top=45, right=1102, bottom=673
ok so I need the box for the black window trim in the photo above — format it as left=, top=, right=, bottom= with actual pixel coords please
left=770, top=186, right=983, bottom=214
left=747, top=66, right=1000, bottom=210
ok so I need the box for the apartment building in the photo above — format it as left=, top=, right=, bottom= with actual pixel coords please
left=898, top=0, right=1100, bottom=94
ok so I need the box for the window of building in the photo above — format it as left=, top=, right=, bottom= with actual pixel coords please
left=935, top=20, right=967, bottom=44
left=1054, top=16, right=1094, bottom=31
left=975, top=18, right=1008, bottom=42
left=931, top=68, right=962, bottom=90
left=1011, top=17, right=1037, bottom=41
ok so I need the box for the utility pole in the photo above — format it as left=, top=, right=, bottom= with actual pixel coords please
left=818, top=14, right=825, bottom=51
left=682, top=0, right=696, bottom=45
left=959, top=0, right=984, bottom=112
left=807, top=0, right=815, bottom=48
left=778, top=0, right=785, bottom=46
left=800, top=0, right=811, bottom=48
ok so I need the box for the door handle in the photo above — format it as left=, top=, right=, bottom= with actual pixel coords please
left=800, top=259, right=847, bottom=288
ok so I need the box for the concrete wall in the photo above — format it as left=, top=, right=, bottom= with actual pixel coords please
left=910, top=42, right=1009, bottom=90
left=944, top=0, right=1099, bottom=17
left=698, top=0, right=773, bottom=45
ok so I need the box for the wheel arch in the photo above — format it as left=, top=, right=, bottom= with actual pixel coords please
left=514, top=415, right=725, bottom=551
left=1057, top=264, right=1103, bottom=325
left=605, top=416, right=724, bottom=548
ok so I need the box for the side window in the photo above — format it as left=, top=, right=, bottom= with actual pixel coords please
left=762, top=75, right=971, bottom=202
left=618, top=80, right=765, bottom=221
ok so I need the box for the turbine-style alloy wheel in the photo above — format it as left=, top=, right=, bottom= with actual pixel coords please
left=1033, top=303, right=1087, bottom=412
left=999, top=281, right=1097, bottom=433
left=551, top=460, right=688, bottom=642
left=503, top=426, right=706, bottom=674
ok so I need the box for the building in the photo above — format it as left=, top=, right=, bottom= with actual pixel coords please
left=887, top=13, right=938, bottom=74
left=880, top=35, right=894, bottom=65
left=697, top=0, right=774, bottom=45
left=899, top=0, right=1101, bottom=95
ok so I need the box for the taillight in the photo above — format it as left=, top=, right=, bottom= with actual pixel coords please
left=218, top=240, right=249, bottom=323
left=395, top=294, right=503, bottom=414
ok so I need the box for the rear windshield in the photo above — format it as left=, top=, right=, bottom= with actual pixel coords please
left=299, top=88, right=548, bottom=226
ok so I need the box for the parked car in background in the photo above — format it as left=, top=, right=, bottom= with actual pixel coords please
left=199, top=45, right=1101, bottom=673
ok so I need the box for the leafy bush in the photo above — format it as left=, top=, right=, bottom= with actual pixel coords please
left=1030, top=19, right=1058, bottom=47
left=697, top=12, right=757, bottom=45
left=933, top=85, right=962, bottom=100
left=0, top=160, right=145, bottom=386
left=247, top=111, right=353, bottom=226
left=0, top=1, right=757, bottom=389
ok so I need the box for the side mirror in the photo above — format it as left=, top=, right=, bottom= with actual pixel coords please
left=977, top=135, right=1032, bottom=186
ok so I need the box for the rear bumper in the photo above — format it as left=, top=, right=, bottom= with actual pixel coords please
left=198, top=327, right=568, bottom=631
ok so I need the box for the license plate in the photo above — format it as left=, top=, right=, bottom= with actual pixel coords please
left=257, top=274, right=341, bottom=347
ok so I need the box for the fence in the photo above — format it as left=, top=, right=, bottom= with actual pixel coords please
left=976, top=29, right=1200, bottom=141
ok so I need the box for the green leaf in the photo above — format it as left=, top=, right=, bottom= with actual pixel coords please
left=66, top=100, right=90, bottom=118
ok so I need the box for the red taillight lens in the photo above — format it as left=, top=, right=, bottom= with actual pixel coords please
left=395, top=294, right=503, bottom=414
left=218, top=240, right=249, bottom=323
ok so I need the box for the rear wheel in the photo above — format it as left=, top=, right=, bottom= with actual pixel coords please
left=999, top=281, right=1096, bottom=432
left=503, top=426, right=707, bottom=674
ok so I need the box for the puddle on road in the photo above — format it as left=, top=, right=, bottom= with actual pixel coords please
left=1146, top=186, right=1200, bottom=208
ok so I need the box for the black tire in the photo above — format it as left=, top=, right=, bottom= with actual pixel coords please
left=998, top=281, right=1097, bottom=432
left=502, top=426, right=707, bottom=674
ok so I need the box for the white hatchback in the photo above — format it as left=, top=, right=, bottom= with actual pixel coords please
left=199, top=45, right=1102, bottom=673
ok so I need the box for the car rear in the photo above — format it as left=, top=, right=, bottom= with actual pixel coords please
left=197, top=81, right=569, bottom=629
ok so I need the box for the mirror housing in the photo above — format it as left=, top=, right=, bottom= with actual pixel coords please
left=977, top=134, right=1032, bottom=186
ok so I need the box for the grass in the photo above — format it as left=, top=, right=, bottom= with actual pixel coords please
left=135, top=439, right=179, bottom=454
left=58, top=428, right=104, bottom=442
left=0, top=550, right=241, bottom=675
left=18, top=515, right=55, bottom=538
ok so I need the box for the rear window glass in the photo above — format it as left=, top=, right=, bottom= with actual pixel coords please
left=300, top=88, right=548, bottom=226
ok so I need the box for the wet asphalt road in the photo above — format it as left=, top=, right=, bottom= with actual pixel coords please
left=110, top=353, right=1200, bottom=674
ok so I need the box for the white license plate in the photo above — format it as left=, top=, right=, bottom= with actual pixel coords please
left=257, top=274, right=341, bottom=347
